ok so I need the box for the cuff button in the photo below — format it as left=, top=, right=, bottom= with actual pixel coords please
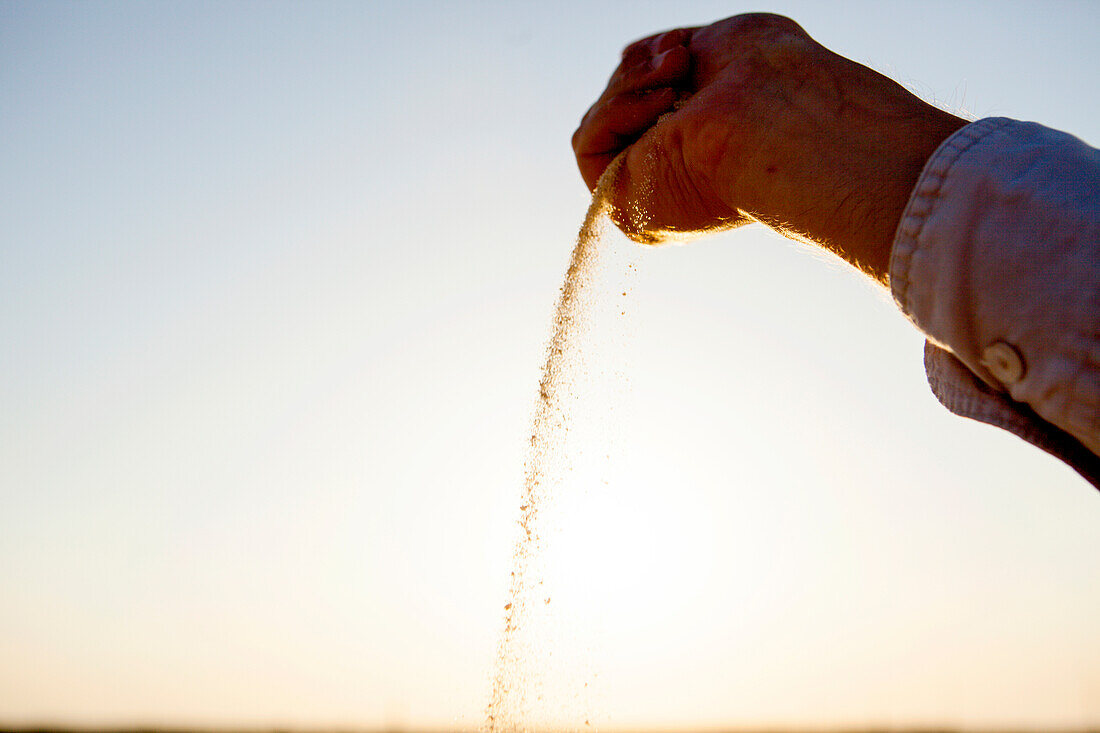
left=980, top=341, right=1026, bottom=386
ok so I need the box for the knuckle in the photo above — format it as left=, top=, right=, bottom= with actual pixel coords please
left=655, top=27, right=689, bottom=52
left=621, top=36, right=650, bottom=60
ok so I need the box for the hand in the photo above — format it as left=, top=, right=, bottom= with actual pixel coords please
left=572, top=13, right=967, bottom=282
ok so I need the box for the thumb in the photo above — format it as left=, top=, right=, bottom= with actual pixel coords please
left=598, top=122, right=743, bottom=244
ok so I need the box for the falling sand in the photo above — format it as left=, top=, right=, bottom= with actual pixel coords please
left=485, top=154, right=643, bottom=733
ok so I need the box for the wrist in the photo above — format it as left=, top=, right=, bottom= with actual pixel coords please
left=850, top=109, right=968, bottom=283
left=783, top=106, right=969, bottom=284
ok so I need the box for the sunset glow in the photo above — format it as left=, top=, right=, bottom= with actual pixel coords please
left=1, top=1, right=1098, bottom=730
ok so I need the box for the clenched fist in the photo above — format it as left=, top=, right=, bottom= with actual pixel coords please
left=572, top=13, right=966, bottom=282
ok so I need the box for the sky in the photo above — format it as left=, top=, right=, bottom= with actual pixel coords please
left=1, top=0, right=1099, bottom=730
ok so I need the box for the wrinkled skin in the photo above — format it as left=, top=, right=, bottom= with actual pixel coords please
left=572, top=13, right=966, bottom=282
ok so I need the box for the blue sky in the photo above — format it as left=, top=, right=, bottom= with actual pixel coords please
left=2, top=1, right=1098, bottom=729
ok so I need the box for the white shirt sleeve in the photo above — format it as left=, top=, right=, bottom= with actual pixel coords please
left=889, top=117, right=1100, bottom=489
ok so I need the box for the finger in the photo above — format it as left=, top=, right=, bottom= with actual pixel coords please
left=575, top=86, right=679, bottom=155
left=655, top=27, right=692, bottom=53
left=573, top=87, right=679, bottom=190
left=608, top=42, right=691, bottom=97
left=641, top=44, right=692, bottom=90
left=621, top=28, right=692, bottom=66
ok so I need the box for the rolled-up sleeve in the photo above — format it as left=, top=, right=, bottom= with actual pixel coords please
left=889, top=117, right=1100, bottom=488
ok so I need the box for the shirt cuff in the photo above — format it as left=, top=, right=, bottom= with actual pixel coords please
left=888, top=117, right=1100, bottom=489
left=923, top=342, right=1100, bottom=489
